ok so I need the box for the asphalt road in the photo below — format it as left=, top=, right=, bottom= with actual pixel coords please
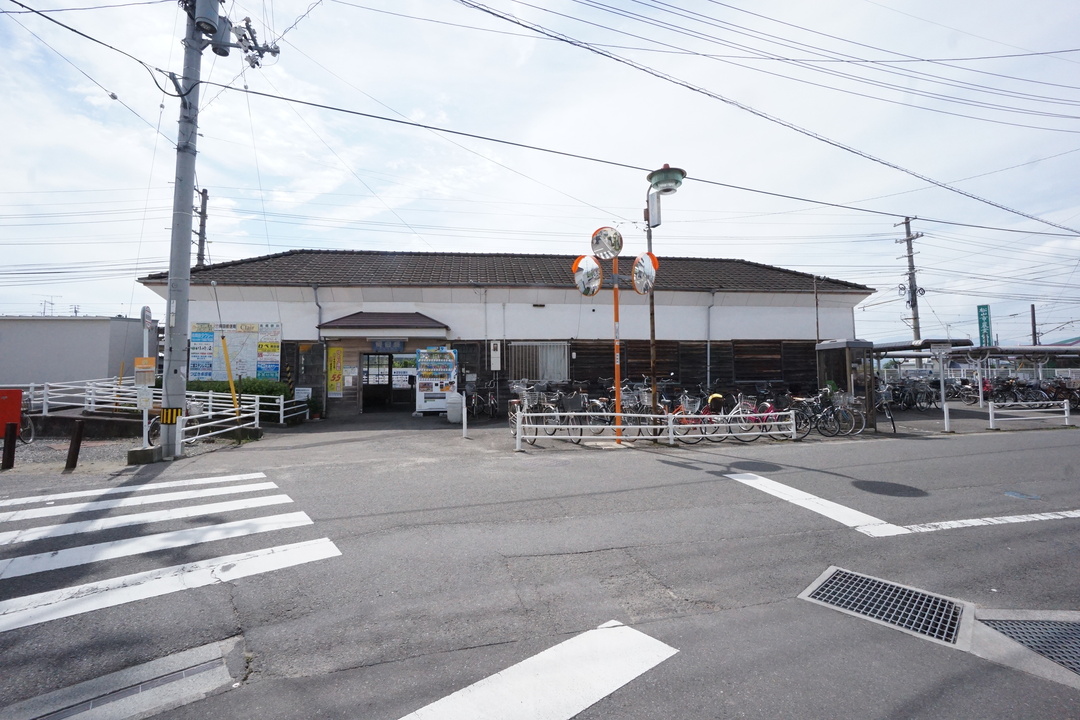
left=1, top=413, right=1078, bottom=719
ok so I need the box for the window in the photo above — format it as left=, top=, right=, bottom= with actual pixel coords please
left=508, top=342, right=569, bottom=381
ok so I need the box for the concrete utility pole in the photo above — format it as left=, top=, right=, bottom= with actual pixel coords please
left=895, top=217, right=924, bottom=366
left=160, top=0, right=278, bottom=460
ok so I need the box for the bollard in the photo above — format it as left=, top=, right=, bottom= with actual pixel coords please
left=65, top=419, right=85, bottom=472
left=2, top=422, right=16, bottom=470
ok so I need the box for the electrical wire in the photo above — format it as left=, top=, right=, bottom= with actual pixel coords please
left=453, top=0, right=1080, bottom=235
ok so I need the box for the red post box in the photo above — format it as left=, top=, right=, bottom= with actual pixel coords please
left=0, top=389, right=24, bottom=438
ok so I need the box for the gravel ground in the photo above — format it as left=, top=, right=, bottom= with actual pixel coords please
left=2, top=436, right=227, bottom=475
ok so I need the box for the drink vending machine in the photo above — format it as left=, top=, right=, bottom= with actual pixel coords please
left=414, top=346, right=458, bottom=413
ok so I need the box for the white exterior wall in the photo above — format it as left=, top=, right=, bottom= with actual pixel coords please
left=0, top=317, right=153, bottom=385
left=183, top=285, right=859, bottom=342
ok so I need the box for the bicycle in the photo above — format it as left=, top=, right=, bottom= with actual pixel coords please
left=18, top=399, right=35, bottom=444
left=146, top=399, right=206, bottom=446
left=507, top=381, right=540, bottom=445
left=466, top=380, right=500, bottom=419
left=542, top=387, right=585, bottom=444
left=874, top=383, right=896, bottom=433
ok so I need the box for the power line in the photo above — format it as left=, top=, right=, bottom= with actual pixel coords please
left=454, top=1, right=1080, bottom=236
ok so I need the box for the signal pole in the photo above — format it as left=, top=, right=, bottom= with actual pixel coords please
left=160, top=1, right=278, bottom=460
left=895, top=217, right=924, bottom=366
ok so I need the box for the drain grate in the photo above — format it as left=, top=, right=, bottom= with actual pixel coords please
left=808, top=569, right=963, bottom=644
left=980, top=619, right=1080, bottom=676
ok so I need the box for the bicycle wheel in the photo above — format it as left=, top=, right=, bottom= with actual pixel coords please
left=731, top=403, right=761, bottom=442
left=18, top=413, right=35, bottom=444
left=673, top=413, right=704, bottom=444
left=586, top=401, right=609, bottom=434
left=792, top=407, right=813, bottom=439
left=543, top=406, right=561, bottom=435
left=147, top=416, right=161, bottom=445
left=848, top=408, right=867, bottom=435
left=507, top=401, right=520, bottom=438
left=834, top=407, right=857, bottom=435
left=758, top=403, right=790, bottom=440
left=880, top=402, right=896, bottom=433
left=702, top=412, right=728, bottom=442
left=523, top=411, right=539, bottom=445
left=817, top=409, right=841, bottom=437
left=914, top=390, right=933, bottom=412
left=567, top=415, right=583, bottom=444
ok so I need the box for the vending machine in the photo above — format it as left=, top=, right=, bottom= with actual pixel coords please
left=414, top=346, right=458, bottom=413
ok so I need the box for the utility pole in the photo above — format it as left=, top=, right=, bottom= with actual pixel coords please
left=160, top=0, right=278, bottom=460
left=195, top=188, right=209, bottom=268
left=895, top=217, right=924, bottom=366
left=1031, top=304, right=1038, bottom=345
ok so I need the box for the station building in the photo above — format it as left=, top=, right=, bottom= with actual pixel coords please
left=138, top=249, right=874, bottom=416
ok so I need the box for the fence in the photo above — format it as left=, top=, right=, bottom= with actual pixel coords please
left=512, top=409, right=797, bottom=451
left=987, top=401, right=1072, bottom=430
left=11, top=377, right=310, bottom=428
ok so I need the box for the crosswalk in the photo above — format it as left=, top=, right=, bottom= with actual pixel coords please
left=0, top=472, right=340, bottom=633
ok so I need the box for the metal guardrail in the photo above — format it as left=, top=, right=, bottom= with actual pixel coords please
left=512, top=410, right=797, bottom=451
left=987, top=401, right=1072, bottom=430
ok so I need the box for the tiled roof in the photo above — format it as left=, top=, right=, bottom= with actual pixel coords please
left=139, top=249, right=872, bottom=294
left=319, top=312, right=448, bottom=329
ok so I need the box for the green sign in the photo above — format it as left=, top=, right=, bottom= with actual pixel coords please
left=977, top=305, right=992, bottom=346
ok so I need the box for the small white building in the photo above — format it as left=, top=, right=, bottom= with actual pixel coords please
left=139, top=250, right=873, bottom=415
left=0, top=315, right=155, bottom=385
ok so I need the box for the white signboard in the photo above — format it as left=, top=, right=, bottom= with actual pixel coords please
left=190, top=322, right=281, bottom=381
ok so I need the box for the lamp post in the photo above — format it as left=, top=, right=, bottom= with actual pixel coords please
left=644, top=164, right=686, bottom=415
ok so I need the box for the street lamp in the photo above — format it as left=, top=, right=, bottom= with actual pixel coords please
left=644, top=164, right=686, bottom=414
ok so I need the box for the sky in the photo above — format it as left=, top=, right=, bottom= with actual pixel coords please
left=2, top=0, right=1080, bottom=345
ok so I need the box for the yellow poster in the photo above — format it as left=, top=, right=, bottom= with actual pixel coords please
left=328, top=346, right=344, bottom=398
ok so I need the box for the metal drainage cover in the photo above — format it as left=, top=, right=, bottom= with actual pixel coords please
left=803, top=567, right=963, bottom=644
left=980, top=619, right=1080, bottom=676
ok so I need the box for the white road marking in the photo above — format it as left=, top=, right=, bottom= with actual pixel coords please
left=0, top=473, right=268, bottom=508
left=399, top=620, right=677, bottom=720
left=0, top=512, right=313, bottom=579
left=0, top=495, right=295, bottom=546
left=727, top=473, right=1080, bottom=537
left=0, top=482, right=279, bottom=523
left=726, top=473, right=911, bottom=537
left=0, top=538, right=341, bottom=633
left=905, top=509, right=1080, bottom=533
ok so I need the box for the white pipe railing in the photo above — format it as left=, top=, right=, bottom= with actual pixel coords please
left=513, top=409, right=797, bottom=450
left=988, top=401, right=1071, bottom=430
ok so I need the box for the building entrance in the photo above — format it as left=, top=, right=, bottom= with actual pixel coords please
left=362, top=353, right=414, bottom=410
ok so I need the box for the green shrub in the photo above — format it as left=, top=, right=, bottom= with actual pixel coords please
left=185, top=379, right=291, bottom=398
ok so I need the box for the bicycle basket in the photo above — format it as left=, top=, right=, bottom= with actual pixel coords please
left=683, top=396, right=702, bottom=413
left=523, top=391, right=542, bottom=407
left=561, top=393, right=586, bottom=412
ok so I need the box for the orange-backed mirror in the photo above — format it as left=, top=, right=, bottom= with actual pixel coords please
left=572, top=255, right=603, bottom=296
left=631, top=252, right=658, bottom=295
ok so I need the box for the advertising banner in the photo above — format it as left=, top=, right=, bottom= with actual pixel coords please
left=328, top=346, right=344, bottom=398
left=189, top=322, right=282, bottom=381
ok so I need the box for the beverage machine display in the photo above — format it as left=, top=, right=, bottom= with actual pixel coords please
left=414, top=346, right=458, bottom=413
